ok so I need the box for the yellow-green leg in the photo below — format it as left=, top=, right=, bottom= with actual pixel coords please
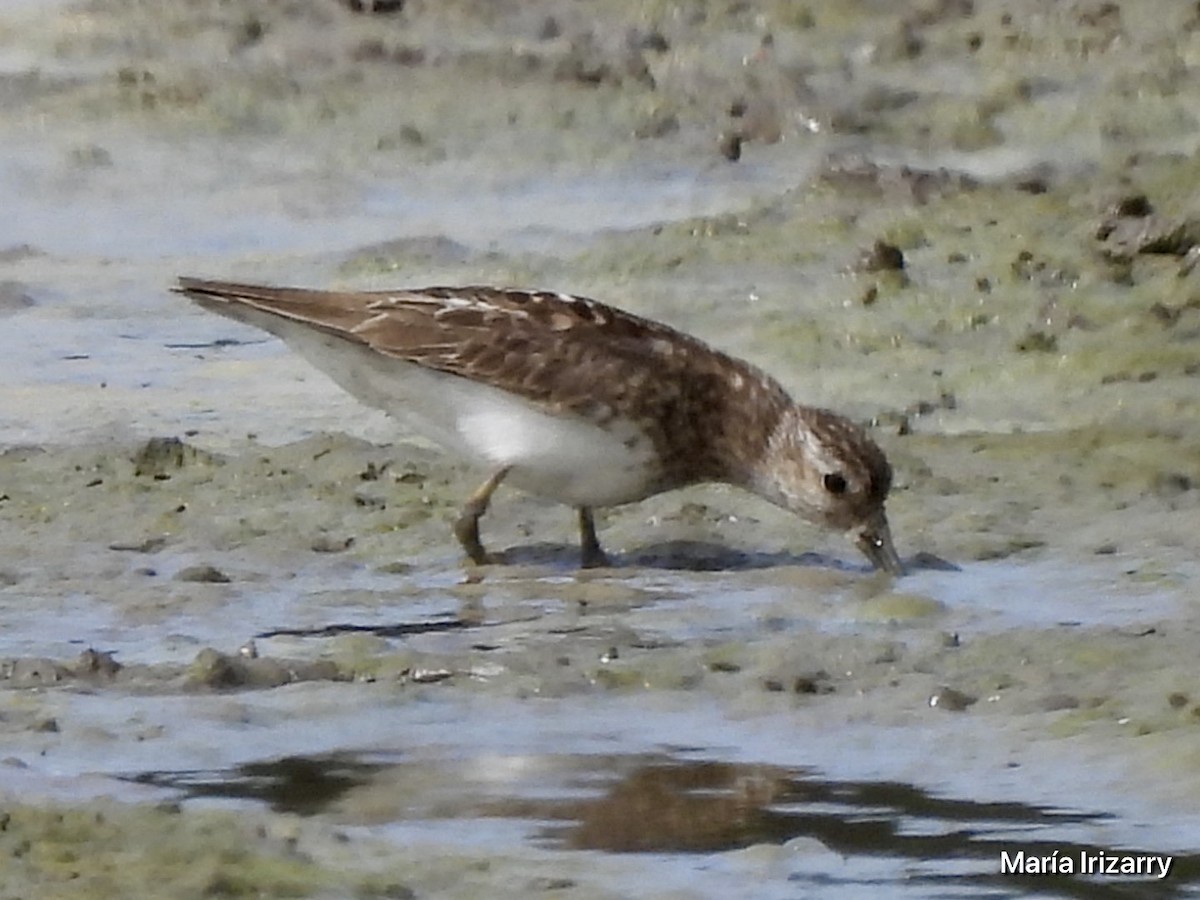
left=578, top=506, right=609, bottom=568
left=453, top=467, right=511, bottom=564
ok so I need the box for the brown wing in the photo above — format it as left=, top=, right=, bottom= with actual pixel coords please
left=174, top=278, right=791, bottom=479
left=358, top=285, right=729, bottom=421
left=178, top=279, right=723, bottom=411
left=175, top=277, right=391, bottom=336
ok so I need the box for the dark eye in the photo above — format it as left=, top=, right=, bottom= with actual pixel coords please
left=823, top=472, right=848, bottom=495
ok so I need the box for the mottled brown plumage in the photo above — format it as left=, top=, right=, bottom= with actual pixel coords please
left=174, top=277, right=902, bottom=572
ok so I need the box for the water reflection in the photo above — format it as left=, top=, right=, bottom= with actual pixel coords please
left=128, top=751, right=1200, bottom=898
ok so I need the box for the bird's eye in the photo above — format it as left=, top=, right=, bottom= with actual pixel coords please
left=823, top=472, right=848, bottom=495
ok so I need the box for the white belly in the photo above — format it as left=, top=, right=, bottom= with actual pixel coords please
left=277, top=326, right=663, bottom=507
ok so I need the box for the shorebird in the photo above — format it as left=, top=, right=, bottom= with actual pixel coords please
left=174, top=278, right=903, bottom=573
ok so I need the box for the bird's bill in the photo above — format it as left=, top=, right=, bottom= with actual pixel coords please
left=854, top=513, right=903, bottom=575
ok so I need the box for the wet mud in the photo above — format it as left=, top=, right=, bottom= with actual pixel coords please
left=2, top=0, right=1200, bottom=897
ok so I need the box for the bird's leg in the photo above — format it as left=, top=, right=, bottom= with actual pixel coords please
left=578, top=506, right=609, bottom=568
left=454, top=467, right=511, bottom=565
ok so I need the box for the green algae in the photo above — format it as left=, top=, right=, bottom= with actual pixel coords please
left=0, top=800, right=633, bottom=900
left=855, top=592, right=947, bottom=623
left=0, top=803, right=333, bottom=899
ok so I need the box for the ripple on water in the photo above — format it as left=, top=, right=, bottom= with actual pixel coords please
left=123, top=746, right=1200, bottom=899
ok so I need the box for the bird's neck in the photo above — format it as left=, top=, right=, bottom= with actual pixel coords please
left=702, top=369, right=795, bottom=491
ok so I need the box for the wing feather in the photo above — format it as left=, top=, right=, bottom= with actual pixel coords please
left=174, top=278, right=791, bottom=479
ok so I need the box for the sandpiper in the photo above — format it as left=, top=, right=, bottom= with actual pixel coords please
left=174, top=278, right=903, bottom=573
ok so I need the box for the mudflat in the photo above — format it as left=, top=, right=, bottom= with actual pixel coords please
left=2, top=1, right=1199, bottom=896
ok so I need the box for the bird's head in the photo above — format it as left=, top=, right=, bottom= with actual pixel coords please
left=754, top=406, right=902, bottom=574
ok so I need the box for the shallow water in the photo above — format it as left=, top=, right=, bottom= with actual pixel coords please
left=4, top=553, right=1198, bottom=896
left=1, top=551, right=1187, bottom=663
left=0, top=131, right=800, bottom=261
left=132, top=749, right=1200, bottom=898
left=13, top=686, right=1197, bottom=898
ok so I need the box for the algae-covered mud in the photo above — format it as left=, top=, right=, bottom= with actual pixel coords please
left=2, top=0, right=1200, bottom=897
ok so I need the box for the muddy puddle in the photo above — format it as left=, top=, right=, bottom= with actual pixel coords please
left=3, top=0, right=1200, bottom=896
left=8, top=679, right=1200, bottom=898
left=130, top=749, right=1200, bottom=896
